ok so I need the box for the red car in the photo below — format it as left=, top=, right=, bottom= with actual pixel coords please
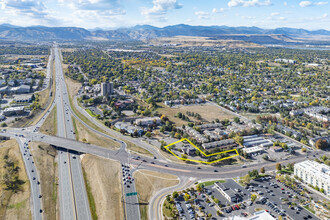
left=232, top=206, right=236, bottom=210
left=281, top=188, right=284, bottom=190
left=235, top=205, right=240, bottom=209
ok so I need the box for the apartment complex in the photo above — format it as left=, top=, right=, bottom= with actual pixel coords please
left=294, top=160, right=330, bottom=196
left=101, top=82, right=113, bottom=96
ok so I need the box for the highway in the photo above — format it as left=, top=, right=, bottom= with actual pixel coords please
left=53, top=45, right=92, bottom=220
left=16, top=137, right=43, bottom=220
left=2, top=46, right=328, bottom=220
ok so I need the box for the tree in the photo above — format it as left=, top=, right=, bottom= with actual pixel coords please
left=196, top=184, right=203, bottom=192
left=315, top=139, right=328, bottom=150
left=184, top=193, right=190, bottom=201
left=260, top=167, right=265, bottom=174
left=172, top=191, right=179, bottom=199
left=234, top=135, right=243, bottom=145
left=301, top=147, right=307, bottom=153
left=262, top=155, right=269, bottom=160
left=251, top=194, right=257, bottom=202
left=234, top=117, right=240, bottom=123
left=276, top=163, right=282, bottom=171
left=241, top=174, right=251, bottom=184
left=248, top=169, right=259, bottom=178
left=145, top=131, right=152, bottom=138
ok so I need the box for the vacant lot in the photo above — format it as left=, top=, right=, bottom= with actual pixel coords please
left=157, top=103, right=235, bottom=126
left=72, top=116, right=120, bottom=149
left=134, top=170, right=179, bottom=220
left=0, top=139, right=31, bottom=220
left=39, top=107, right=57, bottom=136
left=81, top=155, right=123, bottom=220
left=30, top=142, right=58, bottom=220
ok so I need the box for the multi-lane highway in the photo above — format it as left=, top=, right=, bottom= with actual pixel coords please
left=2, top=45, right=328, bottom=220
left=15, top=137, right=43, bottom=220
left=53, top=45, right=92, bottom=220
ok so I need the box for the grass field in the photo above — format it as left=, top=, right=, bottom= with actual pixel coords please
left=81, top=155, right=124, bottom=220
left=86, top=109, right=97, bottom=117
left=30, top=142, right=58, bottom=220
left=126, top=142, right=153, bottom=157
left=201, top=179, right=226, bottom=187
left=156, top=103, right=235, bottom=126
left=0, top=140, right=31, bottom=220
left=39, top=106, right=57, bottom=135
left=134, top=170, right=179, bottom=220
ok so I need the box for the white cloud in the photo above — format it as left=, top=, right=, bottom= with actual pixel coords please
left=299, top=1, right=328, bottom=7
left=228, top=0, right=271, bottom=7
left=315, top=1, right=328, bottom=5
left=212, top=8, right=226, bottom=13
left=195, top=11, right=209, bottom=19
left=283, top=2, right=287, bottom=6
left=241, top=15, right=255, bottom=19
left=141, top=0, right=182, bottom=17
left=271, top=12, right=279, bottom=16
left=0, top=0, right=59, bottom=25
left=299, top=1, right=313, bottom=7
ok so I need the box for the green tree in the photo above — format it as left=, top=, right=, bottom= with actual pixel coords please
left=234, top=117, right=240, bottom=123
left=172, top=191, right=179, bottom=199
left=251, top=194, right=257, bottom=202
left=145, top=131, right=152, bottom=138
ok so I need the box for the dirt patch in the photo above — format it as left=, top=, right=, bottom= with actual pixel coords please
left=157, top=103, right=235, bottom=126
left=0, top=139, right=31, bottom=220
left=134, top=170, right=179, bottom=220
left=39, top=107, right=57, bottom=136
left=29, top=142, right=58, bottom=220
left=81, top=155, right=123, bottom=220
left=72, top=117, right=120, bottom=149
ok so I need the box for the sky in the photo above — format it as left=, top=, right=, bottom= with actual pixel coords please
left=0, top=0, right=329, bottom=30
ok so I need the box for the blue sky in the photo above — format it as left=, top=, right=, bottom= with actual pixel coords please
left=0, top=0, right=329, bottom=30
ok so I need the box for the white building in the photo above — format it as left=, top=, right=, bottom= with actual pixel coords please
left=294, top=160, right=330, bottom=196
left=134, top=117, right=161, bottom=126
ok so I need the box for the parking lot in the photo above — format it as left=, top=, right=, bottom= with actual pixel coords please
left=173, top=179, right=253, bottom=219
left=248, top=177, right=319, bottom=220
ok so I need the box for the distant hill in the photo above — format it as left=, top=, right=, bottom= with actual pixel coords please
left=0, top=24, right=329, bottom=44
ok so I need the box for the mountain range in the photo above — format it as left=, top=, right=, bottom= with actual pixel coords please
left=0, top=24, right=329, bottom=44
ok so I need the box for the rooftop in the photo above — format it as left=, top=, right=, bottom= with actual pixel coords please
left=295, top=160, right=330, bottom=182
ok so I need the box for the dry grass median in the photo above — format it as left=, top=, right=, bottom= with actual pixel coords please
left=30, top=142, right=58, bottom=220
left=134, top=170, right=179, bottom=220
left=39, top=106, right=57, bottom=136
left=81, top=155, right=124, bottom=220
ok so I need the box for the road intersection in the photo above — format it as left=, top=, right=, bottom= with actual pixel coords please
left=1, top=45, right=328, bottom=220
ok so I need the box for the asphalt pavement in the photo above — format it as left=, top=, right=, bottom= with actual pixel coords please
left=54, top=45, right=92, bottom=220
left=16, top=138, right=43, bottom=220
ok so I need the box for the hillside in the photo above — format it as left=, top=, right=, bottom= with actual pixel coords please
left=0, top=24, right=329, bottom=45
